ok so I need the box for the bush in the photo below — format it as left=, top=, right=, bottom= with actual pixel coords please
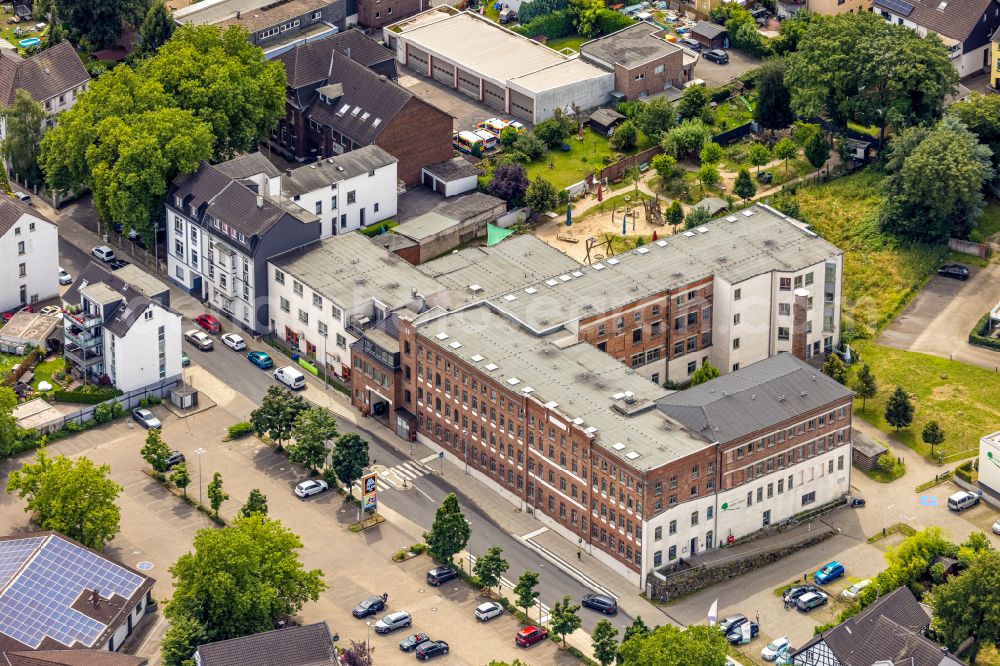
left=228, top=421, right=253, bottom=439
left=93, top=401, right=123, bottom=424
left=594, top=8, right=633, bottom=35
left=969, top=312, right=1000, bottom=351
left=517, top=0, right=567, bottom=22
left=53, top=388, right=122, bottom=404
left=358, top=220, right=398, bottom=238
left=711, top=85, right=734, bottom=104
left=511, top=9, right=574, bottom=39
left=410, top=542, right=427, bottom=554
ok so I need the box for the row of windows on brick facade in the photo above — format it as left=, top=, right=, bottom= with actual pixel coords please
left=592, top=302, right=711, bottom=339
left=726, top=406, right=849, bottom=464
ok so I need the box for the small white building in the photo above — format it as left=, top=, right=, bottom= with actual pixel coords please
left=421, top=157, right=478, bottom=197
left=0, top=196, right=59, bottom=313
left=978, top=430, right=1000, bottom=496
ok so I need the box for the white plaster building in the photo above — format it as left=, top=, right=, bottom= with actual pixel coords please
left=0, top=42, right=90, bottom=144
left=0, top=197, right=58, bottom=313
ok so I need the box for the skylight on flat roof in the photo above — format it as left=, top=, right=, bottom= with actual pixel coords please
left=626, top=451, right=640, bottom=460
left=683, top=231, right=695, bottom=237
left=607, top=258, right=620, bottom=265
left=544, top=401, right=558, bottom=408
left=656, top=240, right=668, bottom=247
left=522, top=386, right=534, bottom=394
left=572, top=271, right=583, bottom=277
left=470, top=354, right=484, bottom=362
left=593, top=263, right=605, bottom=270
left=503, top=294, right=517, bottom=301
left=449, top=341, right=462, bottom=349
left=726, top=216, right=738, bottom=222
left=485, top=363, right=499, bottom=371
left=524, top=287, right=538, bottom=294
left=696, top=227, right=708, bottom=233
left=742, top=210, right=755, bottom=216
left=545, top=279, right=559, bottom=287
left=435, top=332, right=449, bottom=340
left=636, top=247, right=649, bottom=254
left=612, top=442, right=626, bottom=451
left=559, top=274, right=572, bottom=282
left=507, top=377, right=521, bottom=385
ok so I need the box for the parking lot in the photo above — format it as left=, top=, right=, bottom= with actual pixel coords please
left=690, top=47, right=761, bottom=89
left=397, top=69, right=529, bottom=132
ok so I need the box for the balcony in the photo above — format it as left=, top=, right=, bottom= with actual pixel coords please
left=64, top=311, right=102, bottom=329
left=65, top=342, right=103, bottom=368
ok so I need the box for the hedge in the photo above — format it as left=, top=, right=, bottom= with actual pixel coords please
left=358, top=220, right=398, bottom=238
left=517, top=0, right=567, bottom=23
left=969, top=311, right=1000, bottom=351
left=594, top=9, right=634, bottom=35
left=53, top=388, right=123, bottom=404
left=512, top=9, right=574, bottom=39
left=228, top=421, right=253, bottom=439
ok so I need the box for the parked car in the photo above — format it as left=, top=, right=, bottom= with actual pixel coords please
left=399, top=632, right=430, bottom=651
left=515, top=625, right=548, bottom=647
left=92, top=245, right=115, bottom=262
left=108, top=259, right=130, bottom=270
left=58, top=267, right=72, bottom=285
left=221, top=333, right=246, bottom=351
left=195, top=313, right=221, bottom=333
left=796, top=591, right=828, bottom=611
left=247, top=351, right=273, bottom=369
left=132, top=408, right=161, bottom=429
left=718, top=613, right=748, bottom=634
left=761, top=636, right=792, bottom=662
left=677, top=37, right=702, bottom=50
left=13, top=191, right=31, bottom=205
left=165, top=450, right=186, bottom=469
left=815, top=561, right=845, bottom=585
left=938, top=264, right=970, bottom=281
left=374, top=610, right=412, bottom=634
left=294, top=479, right=328, bottom=498
left=842, top=579, right=872, bottom=599
left=353, top=595, right=387, bottom=618
left=947, top=489, right=981, bottom=512
left=181, top=352, right=191, bottom=367
left=581, top=593, right=618, bottom=615
left=703, top=49, right=730, bottom=64
left=783, top=585, right=818, bottom=604
left=274, top=365, right=306, bottom=390
left=184, top=329, right=214, bottom=351
left=726, top=621, right=758, bottom=644
left=415, top=640, right=449, bottom=660
left=993, top=518, right=1000, bottom=536
left=426, top=566, right=458, bottom=586
left=475, top=601, right=503, bottom=622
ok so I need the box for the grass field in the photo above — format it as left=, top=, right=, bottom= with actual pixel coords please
left=975, top=202, right=1000, bottom=239
left=523, top=128, right=653, bottom=190
left=30, top=356, right=63, bottom=392
left=711, top=95, right=755, bottom=133
left=545, top=34, right=588, bottom=53
left=850, top=340, right=1000, bottom=460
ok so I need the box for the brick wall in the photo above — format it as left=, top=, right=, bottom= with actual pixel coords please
left=377, top=97, right=454, bottom=187
left=612, top=49, right=684, bottom=99
left=357, top=0, right=426, bottom=29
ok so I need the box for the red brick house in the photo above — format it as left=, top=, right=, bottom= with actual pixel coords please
left=357, top=0, right=429, bottom=30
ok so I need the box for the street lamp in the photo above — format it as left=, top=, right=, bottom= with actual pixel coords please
left=366, top=620, right=371, bottom=653
left=195, top=447, right=205, bottom=505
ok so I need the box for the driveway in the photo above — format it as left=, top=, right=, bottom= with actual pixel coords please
left=694, top=48, right=761, bottom=89
left=877, top=261, right=1000, bottom=370
left=397, top=70, right=524, bottom=133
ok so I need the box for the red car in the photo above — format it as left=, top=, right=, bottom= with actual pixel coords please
left=515, top=626, right=548, bottom=647
left=195, top=313, right=221, bottom=333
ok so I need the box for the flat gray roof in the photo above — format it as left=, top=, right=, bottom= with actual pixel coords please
left=417, top=305, right=709, bottom=471
left=113, top=264, right=169, bottom=298
left=271, top=233, right=445, bottom=311
left=282, top=146, right=397, bottom=198
left=580, top=21, right=683, bottom=68
left=394, top=211, right=461, bottom=242
left=488, top=204, right=841, bottom=335
left=174, top=0, right=278, bottom=24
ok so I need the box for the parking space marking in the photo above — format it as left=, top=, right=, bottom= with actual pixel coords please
left=520, top=527, right=549, bottom=540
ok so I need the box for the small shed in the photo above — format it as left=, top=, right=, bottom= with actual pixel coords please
left=421, top=158, right=478, bottom=197
left=692, top=196, right=729, bottom=217
left=0, top=311, right=61, bottom=354
left=852, top=431, right=888, bottom=471
left=588, top=108, right=625, bottom=137
left=842, top=137, right=873, bottom=163
left=13, top=398, right=64, bottom=435
left=690, top=21, right=728, bottom=50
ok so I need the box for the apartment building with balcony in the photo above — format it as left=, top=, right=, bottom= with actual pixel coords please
left=0, top=197, right=58, bottom=313
left=61, top=263, right=182, bottom=391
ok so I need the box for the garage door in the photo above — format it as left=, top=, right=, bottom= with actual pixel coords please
left=483, top=81, right=505, bottom=111
left=423, top=171, right=433, bottom=188
left=407, top=46, right=428, bottom=74
left=432, top=59, right=455, bottom=86
left=457, top=69, right=480, bottom=99
left=509, top=90, right=534, bottom=123
left=435, top=178, right=445, bottom=194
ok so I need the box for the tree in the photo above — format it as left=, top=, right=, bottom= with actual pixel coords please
left=161, top=614, right=207, bottom=666
left=514, top=570, right=540, bottom=620
left=499, top=126, right=519, bottom=149
left=569, top=0, right=604, bottom=36
left=698, top=141, right=723, bottom=166
left=207, top=472, right=228, bottom=518
left=884, top=386, right=914, bottom=431
left=424, top=493, right=470, bottom=564
left=618, top=616, right=650, bottom=664
left=661, top=119, right=712, bottom=159
left=690, top=360, right=721, bottom=386
left=0, top=388, right=21, bottom=459
left=880, top=118, right=993, bottom=243
left=7, top=450, right=121, bottom=549
left=1, top=90, right=46, bottom=184
left=473, top=546, right=509, bottom=597
left=623, top=165, right=642, bottom=194
left=140, top=0, right=176, bottom=54
left=339, top=640, right=375, bottom=666
left=678, top=84, right=711, bottom=122
left=636, top=96, right=677, bottom=139
left=684, top=206, right=712, bottom=230
left=172, top=463, right=191, bottom=498
left=592, top=619, right=619, bottom=666
left=488, top=164, right=530, bottom=208
left=753, top=58, right=794, bottom=132
left=802, top=128, right=830, bottom=169
left=821, top=354, right=848, bottom=385
left=166, top=514, right=325, bottom=641
left=618, top=625, right=728, bottom=666
left=949, top=93, right=1000, bottom=174
left=651, top=154, right=677, bottom=185
left=852, top=363, right=877, bottom=412
left=512, top=132, right=547, bottom=160
left=927, top=548, right=1000, bottom=653
left=250, top=386, right=308, bottom=448
left=733, top=167, right=756, bottom=203
left=139, top=25, right=288, bottom=160
left=697, top=163, right=720, bottom=193
left=534, top=118, right=569, bottom=147
left=524, top=176, right=559, bottom=212
left=785, top=12, right=956, bottom=142
left=240, top=489, right=269, bottom=518
left=772, top=137, right=798, bottom=176
left=289, top=407, right=338, bottom=472
left=141, top=429, right=172, bottom=473
left=550, top=595, right=582, bottom=648
left=330, top=432, right=369, bottom=496
left=667, top=201, right=684, bottom=230
left=921, top=421, right=944, bottom=456
left=58, top=0, right=149, bottom=48
left=610, top=119, right=637, bottom=152
left=747, top=142, right=772, bottom=175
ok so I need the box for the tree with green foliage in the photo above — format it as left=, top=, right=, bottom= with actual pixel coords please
left=879, top=117, right=993, bottom=243
left=330, top=432, right=369, bottom=496
left=488, top=163, right=530, bottom=208
left=927, top=547, right=1000, bottom=654
left=821, top=354, right=848, bottom=385
left=733, top=167, right=756, bottom=203
left=661, top=119, right=712, bottom=159
left=684, top=206, right=712, bottom=230
left=636, top=96, right=676, bottom=139
left=524, top=176, right=559, bottom=213
left=141, top=428, right=172, bottom=473
left=678, top=84, right=711, bottom=122
left=289, top=407, right=338, bottom=472
left=534, top=118, right=569, bottom=147
left=651, top=153, right=677, bottom=185
left=697, top=163, right=720, bottom=193
left=618, top=624, right=727, bottom=666
left=802, top=129, right=830, bottom=169
left=617, top=616, right=651, bottom=665
left=550, top=595, right=582, bottom=648
left=690, top=360, right=721, bottom=386
left=753, top=58, right=794, bottom=132
left=610, top=119, right=637, bottom=152
left=921, top=421, right=944, bottom=456
left=425, top=493, right=471, bottom=564
left=140, top=0, right=176, bottom=54
left=207, top=472, right=228, bottom=518
left=949, top=93, right=1000, bottom=175
left=852, top=363, right=877, bottom=412
left=773, top=8, right=822, bottom=54
left=884, top=386, right=914, bottom=432
left=1, top=90, right=46, bottom=184
left=6, top=449, right=122, bottom=549
left=250, top=386, right=308, bottom=449
left=240, top=488, right=269, bottom=518
left=569, top=0, right=604, bottom=36
left=58, top=0, right=149, bottom=49
left=0, top=387, right=20, bottom=458
left=592, top=620, right=619, bottom=666
left=623, top=165, right=642, bottom=195
left=667, top=201, right=684, bottom=230
left=698, top=141, right=723, bottom=166
left=166, top=514, right=326, bottom=642
left=514, top=569, right=540, bottom=620
left=772, top=137, right=798, bottom=176
left=747, top=142, right=771, bottom=175
left=473, top=545, right=509, bottom=597
left=499, top=125, right=519, bottom=149
left=160, top=613, right=207, bottom=666
left=172, top=463, right=191, bottom=498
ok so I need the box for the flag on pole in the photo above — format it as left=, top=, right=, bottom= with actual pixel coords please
left=707, top=599, right=718, bottom=626
left=622, top=213, right=627, bottom=236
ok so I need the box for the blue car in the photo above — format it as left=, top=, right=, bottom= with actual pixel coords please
left=815, top=561, right=845, bottom=585
left=247, top=351, right=274, bottom=369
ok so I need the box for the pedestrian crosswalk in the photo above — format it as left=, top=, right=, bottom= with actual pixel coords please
left=352, top=460, right=434, bottom=493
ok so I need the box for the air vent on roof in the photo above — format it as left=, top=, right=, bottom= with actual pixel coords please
left=545, top=279, right=558, bottom=287
left=607, top=258, right=620, bottom=265
left=683, top=231, right=695, bottom=237
left=593, top=263, right=605, bottom=271
left=717, top=256, right=727, bottom=263
left=470, top=354, right=484, bottom=362
left=726, top=216, right=738, bottom=222
left=741, top=210, right=754, bottom=217
left=449, top=341, right=462, bottom=349
left=435, top=332, right=449, bottom=340
left=507, top=377, right=521, bottom=386
left=503, top=294, right=517, bottom=301
left=612, top=442, right=626, bottom=451
left=623, top=391, right=636, bottom=404
left=485, top=363, right=499, bottom=371
left=626, top=451, right=640, bottom=460
left=612, top=391, right=626, bottom=400
left=469, top=284, right=483, bottom=293
left=636, top=247, right=650, bottom=254
left=539, top=319, right=549, bottom=325
left=524, top=287, right=537, bottom=294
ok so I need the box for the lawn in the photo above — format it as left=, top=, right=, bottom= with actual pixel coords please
left=30, top=355, right=64, bottom=392
left=710, top=94, right=755, bottom=133
left=849, top=340, right=1000, bottom=461
left=792, top=170, right=946, bottom=337
left=524, top=128, right=652, bottom=190
left=0, top=352, right=27, bottom=382
left=545, top=34, right=588, bottom=53
left=975, top=202, right=1000, bottom=239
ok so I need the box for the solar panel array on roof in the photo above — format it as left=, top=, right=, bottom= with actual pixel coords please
left=0, top=537, right=45, bottom=589
left=0, top=535, right=146, bottom=649
left=877, top=0, right=915, bottom=15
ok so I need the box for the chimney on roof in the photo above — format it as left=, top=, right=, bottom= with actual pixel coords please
left=380, top=74, right=387, bottom=82
left=285, top=168, right=292, bottom=177
left=791, top=288, right=809, bottom=361
left=90, top=589, right=100, bottom=607
left=256, top=195, right=264, bottom=208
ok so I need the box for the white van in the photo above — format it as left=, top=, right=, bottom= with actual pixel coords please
left=947, top=490, right=981, bottom=512
left=274, top=365, right=306, bottom=390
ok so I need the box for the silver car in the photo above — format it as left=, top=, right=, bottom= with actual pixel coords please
left=374, top=610, right=412, bottom=633
left=132, top=408, right=161, bottom=429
